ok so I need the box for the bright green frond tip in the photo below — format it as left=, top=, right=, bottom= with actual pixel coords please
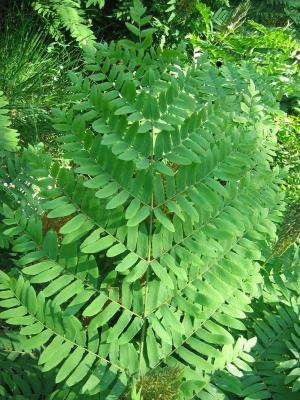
left=0, top=91, right=19, bottom=152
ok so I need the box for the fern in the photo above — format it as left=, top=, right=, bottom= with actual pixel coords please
left=0, top=91, right=19, bottom=257
left=250, top=0, right=300, bottom=26
left=236, top=243, right=300, bottom=399
left=0, top=331, right=55, bottom=399
left=32, top=0, right=106, bottom=46
left=0, top=1, right=290, bottom=398
left=0, top=91, right=19, bottom=152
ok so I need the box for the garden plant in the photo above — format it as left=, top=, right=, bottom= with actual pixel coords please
left=0, top=1, right=299, bottom=399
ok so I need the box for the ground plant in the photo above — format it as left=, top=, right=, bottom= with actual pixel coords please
left=0, top=1, right=299, bottom=399
left=0, top=9, right=79, bottom=147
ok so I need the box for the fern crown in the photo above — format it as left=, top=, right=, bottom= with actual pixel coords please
left=0, top=1, right=288, bottom=398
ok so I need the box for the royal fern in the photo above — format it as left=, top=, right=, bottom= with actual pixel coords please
left=0, top=1, right=294, bottom=398
left=239, top=243, right=300, bottom=400
left=227, top=0, right=300, bottom=26
left=0, top=91, right=19, bottom=153
left=32, top=0, right=105, bottom=46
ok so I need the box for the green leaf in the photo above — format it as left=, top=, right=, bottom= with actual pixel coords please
left=125, top=199, right=141, bottom=220
left=248, top=79, right=257, bottom=97
left=84, top=174, right=109, bottom=189
left=39, top=336, right=64, bottom=365
left=107, top=310, right=132, bottom=342
left=43, top=341, right=74, bottom=372
left=24, top=329, right=53, bottom=350
left=177, top=347, right=213, bottom=371
left=141, top=28, right=157, bottom=38
left=125, top=22, right=140, bottom=37
left=30, top=265, right=62, bottom=284
left=90, top=302, right=120, bottom=329
left=149, top=315, right=172, bottom=345
left=106, top=190, right=130, bottom=209
left=59, top=214, right=88, bottom=234
left=0, top=306, right=26, bottom=319
left=95, top=182, right=119, bottom=199
left=107, top=243, right=127, bottom=257
left=151, top=261, right=174, bottom=289
left=20, top=322, right=44, bottom=336
left=23, top=261, right=57, bottom=276
left=81, top=235, right=116, bottom=253
left=47, top=204, right=76, bottom=218
left=146, top=327, right=160, bottom=367
left=115, top=106, right=136, bottom=115
left=125, top=260, right=148, bottom=282
left=160, top=304, right=183, bottom=333
left=116, top=253, right=139, bottom=272
left=127, top=205, right=150, bottom=227
left=118, top=317, right=143, bottom=344
left=241, top=102, right=250, bottom=113
left=66, top=353, right=97, bottom=386
left=56, top=347, right=85, bottom=383
left=154, top=161, right=174, bottom=176
left=154, top=207, right=175, bottom=232
left=82, top=294, right=107, bottom=317
left=26, top=285, right=38, bottom=315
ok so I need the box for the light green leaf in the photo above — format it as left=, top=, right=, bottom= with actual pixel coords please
left=84, top=174, right=109, bottom=189
left=95, top=182, right=119, bottom=199
left=106, top=190, right=130, bottom=209
left=59, top=214, right=88, bottom=234
left=115, top=105, right=136, bottom=115
left=81, top=236, right=116, bottom=254
left=20, top=322, right=44, bottom=336
left=125, top=260, right=148, bottom=282
left=30, top=265, right=62, bottom=284
left=125, top=199, right=141, bottom=220
left=160, top=304, right=183, bottom=334
left=82, top=294, right=107, bottom=317
left=127, top=205, right=150, bottom=227
left=107, top=243, right=127, bottom=257
left=151, top=261, right=174, bottom=289
left=24, top=329, right=53, bottom=350
left=23, top=261, right=57, bottom=276
left=56, top=347, right=85, bottom=383
left=154, top=208, right=175, bottom=232
left=116, top=253, right=139, bottom=272
left=47, top=204, right=76, bottom=218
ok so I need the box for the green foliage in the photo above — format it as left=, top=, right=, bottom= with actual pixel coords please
left=247, top=0, right=300, bottom=26
left=0, top=91, right=19, bottom=258
left=190, top=20, right=300, bottom=201
left=32, top=0, right=105, bottom=46
left=136, top=367, right=182, bottom=400
left=275, top=113, right=300, bottom=200
left=1, top=1, right=299, bottom=399
left=0, top=331, right=56, bottom=399
left=0, top=1, right=290, bottom=398
left=242, top=243, right=300, bottom=399
left=0, top=92, right=19, bottom=152
left=272, top=201, right=300, bottom=256
left=121, top=0, right=228, bottom=47
left=191, top=21, right=299, bottom=92
left=0, top=11, right=78, bottom=146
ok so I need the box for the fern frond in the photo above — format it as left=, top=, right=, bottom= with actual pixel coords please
left=0, top=1, right=288, bottom=398
left=32, top=0, right=96, bottom=46
left=0, top=331, right=54, bottom=399
left=0, top=271, right=128, bottom=397
left=29, top=15, right=283, bottom=396
left=236, top=244, right=300, bottom=399
left=0, top=92, right=19, bottom=152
